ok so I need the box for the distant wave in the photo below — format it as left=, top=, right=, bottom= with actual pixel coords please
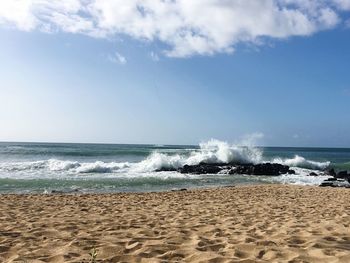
left=1, top=145, right=154, bottom=157
left=0, top=159, right=131, bottom=174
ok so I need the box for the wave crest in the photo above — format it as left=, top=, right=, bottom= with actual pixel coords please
left=75, top=161, right=130, bottom=173
left=0, top=159, right=131, bottom=174
left=272, top=155, right=330, bottom=170
left=132, top=139, right=264, bottom=172
left=188, top=139, right=263, bottom=165
left=132, top=152, right=184, bottom=172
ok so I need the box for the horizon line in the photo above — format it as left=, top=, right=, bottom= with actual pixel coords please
left=0, top=140, right=349, bottom=150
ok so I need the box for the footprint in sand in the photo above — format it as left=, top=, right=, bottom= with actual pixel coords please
left=124, top=241, right=142, bottom=253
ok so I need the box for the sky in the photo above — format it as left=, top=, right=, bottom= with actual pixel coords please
left=0, top=0, right=350, bottom=147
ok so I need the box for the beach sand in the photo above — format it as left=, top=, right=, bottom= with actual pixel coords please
left=0, top=185, right=349, bottom=263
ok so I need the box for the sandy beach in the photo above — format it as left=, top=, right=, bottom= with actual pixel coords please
left=0, top=185, right=350, bottom=263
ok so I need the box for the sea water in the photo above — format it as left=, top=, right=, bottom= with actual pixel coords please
left=0, top=140, right=349, bottom=193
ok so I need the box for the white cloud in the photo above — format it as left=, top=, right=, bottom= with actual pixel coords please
left=0, top=0, right=36, bottom=30
left=150, top=51, right=160, bottom=61
left=333, top=0, right=350, bottom=10
left=0, top=0, right=348, bottom=57
left=108, top=52, right=127, bottom=65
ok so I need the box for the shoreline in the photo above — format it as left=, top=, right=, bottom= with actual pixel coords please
left=0, top=182, right=318, bottom=197
left=0, top=182, right=344, bottom=196
left=1, top=185, right=350, bottom=262
left=0, top=182, right=245, bottom=195
left=0, top=182, right=318, bottom=196
left=0, top=173, right=333, bottom=195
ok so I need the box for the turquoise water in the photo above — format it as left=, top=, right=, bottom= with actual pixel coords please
left=0, top=141, right=349, bottom=193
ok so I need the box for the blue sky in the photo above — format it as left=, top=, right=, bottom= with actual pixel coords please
left=0, top=1, right=350, bottom=147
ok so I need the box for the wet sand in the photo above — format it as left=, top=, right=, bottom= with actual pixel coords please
left=0, top=185, right=350, bottom=262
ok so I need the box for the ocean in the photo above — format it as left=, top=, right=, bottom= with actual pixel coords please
left=0, top=140, right=349, bottom=194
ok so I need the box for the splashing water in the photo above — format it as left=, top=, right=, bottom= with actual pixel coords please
left=0, top=140, right=346, bottom=193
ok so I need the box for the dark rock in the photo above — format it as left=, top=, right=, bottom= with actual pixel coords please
left=234, top=165, right=253, bottom=175
left=288, top=170, right=296, bottom=174
left=319, top=177, right=350, bottom=188
left=323, top=169, right=350, bottom=184
left=199, top=162, right=229, bottom=166
left=179, top=164, right=224, bottom=174
left=327, top=168, right=337, bottom=177
left=336, top=170, right=348, bottom=179
left=309, top=172, right=318, bottom=176
left=179, top=162, right=290, bottom=176
left=320, top=182, right=335, bottom=187
left=228, top=167, right=237, bottom=174
left=250, top=163, right=289, bottom=176
left=324, top=177, right=337, bottom=181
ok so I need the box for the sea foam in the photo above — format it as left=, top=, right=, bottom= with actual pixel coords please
left=0, top=140, right=331, bottom=179
left=271, top=155, right=330, bottom=170
left=132, top=139, right=263, bottom=172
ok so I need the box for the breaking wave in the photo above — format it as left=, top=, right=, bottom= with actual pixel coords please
left=131, top=139, right=263, bottom=172
left=0, top=139, right=332, bottom=177
left=132, top=140, right=331, bottom=172
left=271, top=155, right=330, bottom=170
left=0, top=159, right=131, bottom=175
